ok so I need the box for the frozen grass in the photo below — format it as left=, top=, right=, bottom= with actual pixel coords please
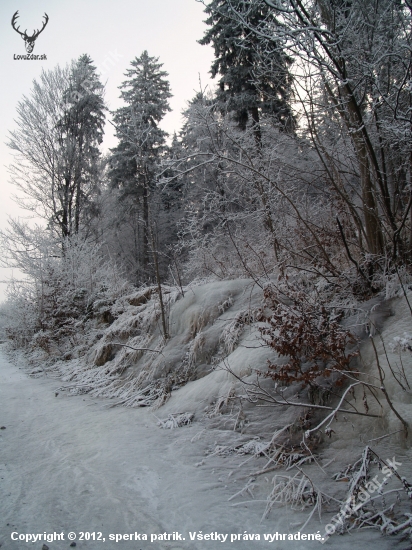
left=156, top=412, right=194, bottom=429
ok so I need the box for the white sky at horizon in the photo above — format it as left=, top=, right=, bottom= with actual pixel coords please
left=0, top=0, right=215, bottom=302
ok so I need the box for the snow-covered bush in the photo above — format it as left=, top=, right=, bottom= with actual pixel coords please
left=1, top=231, right=131, bottom=352
left=0, top=281, right=38, bottom=348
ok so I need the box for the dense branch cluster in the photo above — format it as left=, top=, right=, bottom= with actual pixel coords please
left=259, top=283, right=357, bottom=385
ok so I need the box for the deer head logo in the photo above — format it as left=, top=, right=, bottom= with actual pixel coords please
left=12, top=11, right=49, bottom=53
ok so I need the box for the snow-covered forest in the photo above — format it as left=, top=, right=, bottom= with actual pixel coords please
left=1, top=0, right=412, bottom=547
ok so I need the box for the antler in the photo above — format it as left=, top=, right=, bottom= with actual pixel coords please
left=11, top=11, right=49, bottom=39
left=32, top=13, right=49, bottom=40
left=11, top=11, right=25, bottom=37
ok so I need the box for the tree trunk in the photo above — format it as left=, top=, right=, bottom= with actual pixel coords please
left=354, top=137, right=384, bottom=255
left=249, top=106, right=262, bottom=148
left=142, top=169, right=150, bottom=277
left=74, top=137, right=84, bottom=234
left=150, top=228, right=168, bottom=340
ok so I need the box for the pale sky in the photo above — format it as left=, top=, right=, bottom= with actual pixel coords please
left=0, top=0, right=214, bottom=301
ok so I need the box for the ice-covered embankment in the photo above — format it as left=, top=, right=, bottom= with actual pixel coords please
left=45, top=279, right=274, bottom=413
left=2, top=278, right=412, bottom=549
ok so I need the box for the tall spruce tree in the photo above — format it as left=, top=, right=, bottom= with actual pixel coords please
left=109, top=51, right=172, bottom=280
left=199, top=0, right=294, bottom=134
left=58, top=54, right=106, bottom=236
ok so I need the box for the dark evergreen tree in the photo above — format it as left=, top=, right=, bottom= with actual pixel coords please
left=58, top=54, right=106, bottom=236
left=109, top=51, right=172, bottom=280
left=199, top=0, right=294, bottom=133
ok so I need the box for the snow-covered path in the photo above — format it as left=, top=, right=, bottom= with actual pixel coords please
left=0, top=349, right=397, bottom=550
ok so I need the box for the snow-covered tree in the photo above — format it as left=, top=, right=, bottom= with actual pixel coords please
left=199, top=0, right=294, bottom=134
left=170, top=89, right=304, bottom=280
left=58, top=54, right=106, bottom=236
left=109, top=51, right=172, bottom=280
left=7, top=55, right=106, bottom=239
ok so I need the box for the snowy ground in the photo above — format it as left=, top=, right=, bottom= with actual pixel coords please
left=0, top=347, right=405, bottom=550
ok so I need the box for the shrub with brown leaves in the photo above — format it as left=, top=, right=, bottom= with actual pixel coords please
left=260, top=283, right=357, bottom=387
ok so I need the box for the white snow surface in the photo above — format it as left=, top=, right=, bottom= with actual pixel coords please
left=1, top=279, right=412, bottom=549
left=0, top=349, right=398, bottom=550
